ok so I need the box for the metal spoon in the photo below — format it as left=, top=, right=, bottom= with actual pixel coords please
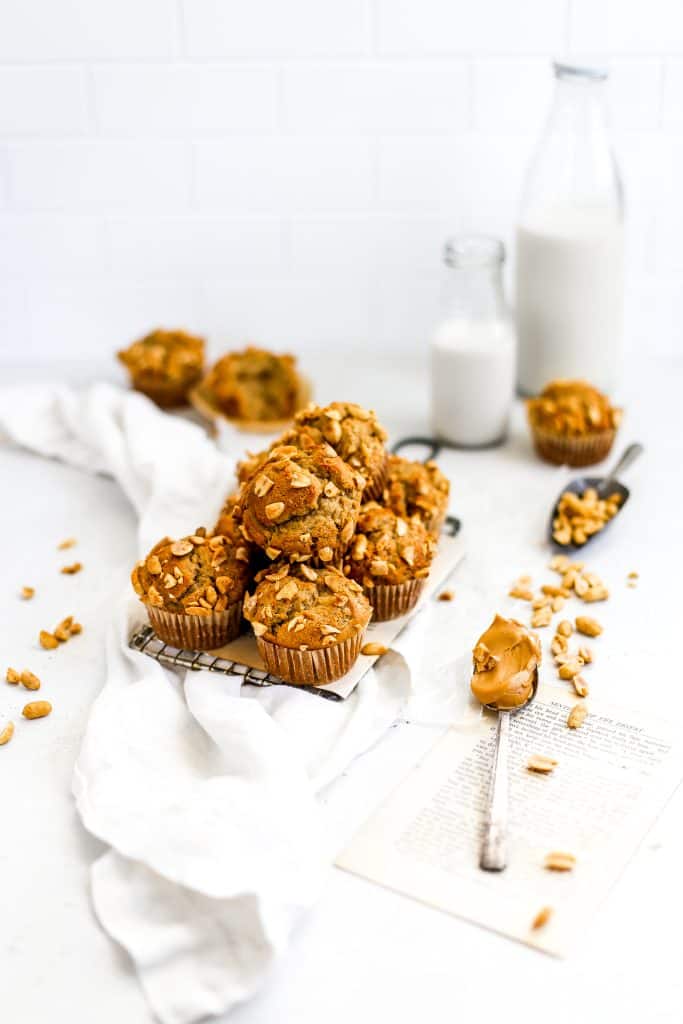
left=548, top=442, right=644, bottom=552
left=480, top=668, right=539, bottom=872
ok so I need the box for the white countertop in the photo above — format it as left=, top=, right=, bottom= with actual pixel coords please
left=2, top=353, right=681, bottom=1024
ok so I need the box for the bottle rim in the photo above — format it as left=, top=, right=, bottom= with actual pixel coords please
left=443, top=235, right=505, bottom=269
left=553, top=59, right=608, bottom=82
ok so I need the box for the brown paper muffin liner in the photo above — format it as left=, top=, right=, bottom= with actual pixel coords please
left=189, top=376, right=312, bottom=434
left=131, top=379, right=195, bottom=409
left=530, top=424, right=616, bottom=468
left=363, top=453, right=389, bottom=501
left=256, top=629, right=366, bottom=685
left=148, top=600, right=242, bottom=650
left=367, top=577, right=426, bottom=622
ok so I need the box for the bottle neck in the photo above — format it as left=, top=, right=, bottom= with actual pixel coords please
left=520, top=66, right=622, bottom=221
left=549, top=75, right=609, bottom=137
left=441, top=263, right=506, bottom=321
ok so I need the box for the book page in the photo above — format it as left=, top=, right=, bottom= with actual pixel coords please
left=337, top=689, right=683, bottom=955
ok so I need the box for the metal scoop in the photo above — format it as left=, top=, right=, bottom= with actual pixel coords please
left=548, top=442, right=644, bottom=552
left=480, top=668, right=539, bottom=872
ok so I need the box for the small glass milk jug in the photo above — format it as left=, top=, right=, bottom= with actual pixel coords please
left=516, top=61, right=625, bottom=396
left=430, top=236, right=516, bottom=448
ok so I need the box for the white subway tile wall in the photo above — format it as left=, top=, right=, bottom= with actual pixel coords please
left=0, top=0, right=678, bottom=362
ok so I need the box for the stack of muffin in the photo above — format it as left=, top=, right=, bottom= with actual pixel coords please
left=131, top=402, right=450, bottom=685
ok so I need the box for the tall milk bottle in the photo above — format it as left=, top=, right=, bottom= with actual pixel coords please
left=516, top=62, right=624, bottom=395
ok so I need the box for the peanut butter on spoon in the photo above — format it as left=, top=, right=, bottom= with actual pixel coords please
left=471, top=614, right=542, bottom=711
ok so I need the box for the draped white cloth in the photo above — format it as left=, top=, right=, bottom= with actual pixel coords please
left=0, top=384, right=412, bottom=1023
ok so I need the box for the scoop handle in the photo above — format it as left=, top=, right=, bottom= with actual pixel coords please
left=480, top=710, right=510, bottom=872
left=602, top=442, right=644, bottom=490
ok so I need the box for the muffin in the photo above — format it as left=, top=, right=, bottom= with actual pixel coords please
left=236, top=447, right=271, bottom=486
left=193, top=346, right=307, bottom=427
left=383, top=455, right=450, bottom=536
left=344, top=503, right=436, bottom=621
left=213, top=493, right=241, bottom=537
left=243, top=562, right=372, bottom=685
left=117, top=328, right=205, bottom=408
left=131, top=527, right=251, bottom=649
left=237, top=443, right=365, bottom=564
left=527, top=379, right=622, bottom=467
left=290, top=402, right=388, bottom=499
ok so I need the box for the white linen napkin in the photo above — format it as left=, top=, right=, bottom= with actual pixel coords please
left=0, top=384, right=412, bottom=1024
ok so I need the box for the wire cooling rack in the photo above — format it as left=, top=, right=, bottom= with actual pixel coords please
left=128, top=436, right=460, bottom=701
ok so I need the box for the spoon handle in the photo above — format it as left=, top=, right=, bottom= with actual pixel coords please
left=604, top=442, right=644, bottom=488
left=480, top=710, right=510, bottom=872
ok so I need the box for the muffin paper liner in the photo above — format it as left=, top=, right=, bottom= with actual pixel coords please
left=530, top=424, right=616, bottom=468
left=364, top=453, right=389, bottom=501
left=367, top=577, right=426, bottom=622
left=131, top=380, right=194, bottom=409
left=148, top=600, right=242, bottom=651
left=256, top=629, right=366, bottom=685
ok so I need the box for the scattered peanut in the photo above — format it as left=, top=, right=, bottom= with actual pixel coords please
left=361, top=643, right=389, bottom=657
left=39, top=630, right=59, bottom=650
left=531, top=606, right=553, bottom=628
left=567, top=704, right=588, bottom=729
left=575, top=616, right=603, bottom=637
left=20, top=586, right=35, bottom=600
left=559, top=659, right=584, bottom=680
left=54, top=616, right=73, bottom=642
left=557, top=620, right=573, bottom=638
left=57, top=537, right=77, bottom=550
left=60, top=562, right=83, bottom=575
left=544, top=851, right=576, bottom=872
left=437, top=590, right=454, bottom=602
left=551, top=635, right=568, bottom=657
left=509, top=583, right=533, bottom=601
left=0, top=722, right=14, bottom=746
left=527, top=754, right=558, bottom=775
left=22, top=701, right=52, bottom=720
left=6, top=667, right=20, bottom=685
left=573, top=675, right=589, bottom=697
left=531, top=906, right=553, bottom=930
left=19, top=670, right=41, bottom=691
left=578, top=645, right=593, bottom=664
left=549, top=555, right=571, bottom=572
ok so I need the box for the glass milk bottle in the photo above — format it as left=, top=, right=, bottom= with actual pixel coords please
left=430, top=236, right=516, bottom=448
left=516, top=61, right=624, bottom=395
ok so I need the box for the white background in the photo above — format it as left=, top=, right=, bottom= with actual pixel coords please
left=0, top=0, right=680, bottom=365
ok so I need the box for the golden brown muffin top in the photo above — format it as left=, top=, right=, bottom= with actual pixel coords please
left=237, top=443, right=365, bottom=564
left=213, top=493, right=239, bottom=534
left=118, top=329, right=205, bottom=386
left=290, top=401, right=387, bottom=480
left=527, top=379, right=621, bottom=437
left=344, top=503, right=435, bottom=588
left=236, top=448, right=271, bottom=486
left=131, top=527, right=251, bottom=615
left=199, top=346, right=301, bottom=422
left=384, top=456, right=449, bottom=532
left=243, top=562, right=371, bottom=650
